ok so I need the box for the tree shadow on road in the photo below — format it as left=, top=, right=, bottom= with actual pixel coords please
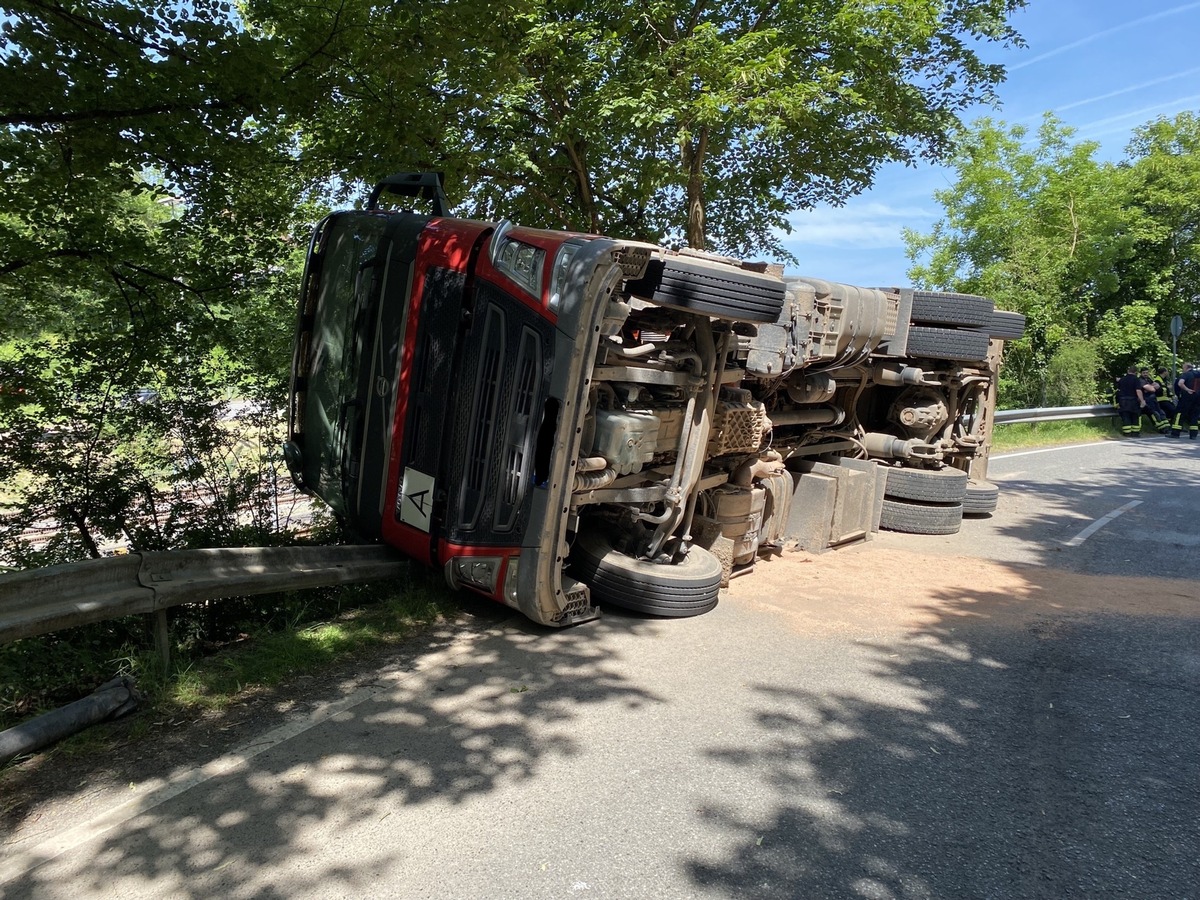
left=1, top=597, right=669, bottom=897
left=4, top=542, right=1199, bottom=898
left=686, top=573, right=1200, bottom=899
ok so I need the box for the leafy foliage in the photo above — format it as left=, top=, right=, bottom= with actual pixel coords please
left=1120, top=113, right=1200, bottom=348
left=246, top=0, right=1027, bottom=257
left=0, top=1, right=316, bottom=562
left=906, top=113, right=1200, bottom=405
left=1043, top=338, right=1102, bottom=407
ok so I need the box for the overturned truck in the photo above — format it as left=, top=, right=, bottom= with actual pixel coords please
left=284, top=173, right=1024, bottom=626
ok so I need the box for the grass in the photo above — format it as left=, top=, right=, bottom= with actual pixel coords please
left=991, top=417, right=1123, bottom=452
left=0, top=565, right=460, bottom=761
left=165, top=575, right=458, bottom=712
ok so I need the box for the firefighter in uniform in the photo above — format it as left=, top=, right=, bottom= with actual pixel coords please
left=1116, top=366, right=1145, bottom=436
left=1172, top=362, right=1200, bottom=438
left=1155, top=367, right=1176, bottom=420
left=1139, top=368, right=1170, bottom=434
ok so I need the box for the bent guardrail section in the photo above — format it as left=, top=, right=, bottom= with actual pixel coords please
left=0, top=545, right=410, bottom=645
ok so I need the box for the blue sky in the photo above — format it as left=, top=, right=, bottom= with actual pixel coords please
left=779, top=0, right=1200, bottom=288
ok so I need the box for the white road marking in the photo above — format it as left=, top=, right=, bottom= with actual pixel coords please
left=992, top=441, right=1111, bottom=460
left=1062, top=500, right=1143, bottom=547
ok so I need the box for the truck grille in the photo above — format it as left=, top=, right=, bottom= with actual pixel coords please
left=495, top=328, right=541, bottom=532
left=461, top=306, right=505, bottom=530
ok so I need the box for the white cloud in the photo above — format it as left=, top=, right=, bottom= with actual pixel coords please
left=1078, top=92, right=1200, bottom=135
left=782, top=203, right=938, bottom=249
left=1011, top=2, right=1200, bottom=70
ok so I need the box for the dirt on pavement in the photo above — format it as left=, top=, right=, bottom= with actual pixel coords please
left=726, top=542, right=1200, bottom=639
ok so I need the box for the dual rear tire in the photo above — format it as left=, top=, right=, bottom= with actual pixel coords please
left=878, top=467, right=1000, bottom=534
left=879, top=465, right=966, bottom=535
left=904, top=291, right=1026, bottom=360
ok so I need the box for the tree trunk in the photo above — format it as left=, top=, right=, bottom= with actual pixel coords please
left=563, top=137, right=599, bottom=234
left=65, top=504, right=102, bottom=559
left=682, top=127, right=709, bottom=249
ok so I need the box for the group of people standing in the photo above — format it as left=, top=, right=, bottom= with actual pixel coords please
left=1114, top=364, right=1200, bottom=438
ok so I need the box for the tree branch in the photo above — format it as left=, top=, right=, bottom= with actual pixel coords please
left=683, top=0, right=710, bottom=38
left=749, top=0, right=779, bottom=33
left=0, top=248, right=94, bottom=276
left=0, top=99, right=242, bottom=127
left=474, top=167, right=572, bottom=227
left=109, top=267, right=145, bottom=325
left=282, top=0, right=352, bottom=78
left=112, top=263, right=229, bottom=326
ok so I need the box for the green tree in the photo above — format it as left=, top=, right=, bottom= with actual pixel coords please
left=906, top=111, right=1200, bottom=405
left=1119, top=112, right=1200, bottom=361
left=0, top=2, right=314, bottom=562
left=904, top=115, right=1142, bottom=405
left=247, top=0, right=1027, bottom=258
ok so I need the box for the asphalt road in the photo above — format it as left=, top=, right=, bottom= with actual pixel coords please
left=902, top=435, right=1200, bottom=577
left=2, top=439, right=1199, bottom=899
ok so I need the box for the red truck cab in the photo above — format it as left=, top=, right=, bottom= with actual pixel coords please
left=285, top=175, right=662, bottom=624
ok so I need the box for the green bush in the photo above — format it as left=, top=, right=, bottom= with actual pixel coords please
left=1044, top=338, right=1102, bottom=406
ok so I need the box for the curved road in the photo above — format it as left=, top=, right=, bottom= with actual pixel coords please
left=2, top=438, right=1198, bottom=899
left=889, top=436, right=1200, bottom=578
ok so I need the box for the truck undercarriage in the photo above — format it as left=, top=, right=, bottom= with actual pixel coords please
left=559, top=252, right=1009, bottom=621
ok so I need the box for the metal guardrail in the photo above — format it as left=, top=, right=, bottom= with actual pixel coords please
left=994, top=404, right=1118, bottom=426
left=0, top=545, right=410, bottom=645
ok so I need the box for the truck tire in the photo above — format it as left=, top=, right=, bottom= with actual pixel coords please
left=910, top=291, right=994, bottom=328
left=569, top=528, right=721, bottom=617
left=904, top=326, right=992, bottom=363
left=963, top=479, right=999, bottom=515
left=625, top=258, right=786, bottom=324
left=879, top=498, right=964, bottom=535
left=985, top=310, right=1027, bottom=340
left=884, top=466, right=969, bottom=503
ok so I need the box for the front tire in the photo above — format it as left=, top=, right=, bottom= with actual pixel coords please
left=569, top=528, right=721, bottom=617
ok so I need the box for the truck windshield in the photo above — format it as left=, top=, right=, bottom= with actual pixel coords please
left=295, top=214, right=387, bottom=518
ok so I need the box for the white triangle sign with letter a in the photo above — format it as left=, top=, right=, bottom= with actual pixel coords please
left=400, top=467, right=435, bottom=532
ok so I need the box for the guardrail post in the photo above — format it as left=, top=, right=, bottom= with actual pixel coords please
left=152, top=608, right=170, bottom=671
